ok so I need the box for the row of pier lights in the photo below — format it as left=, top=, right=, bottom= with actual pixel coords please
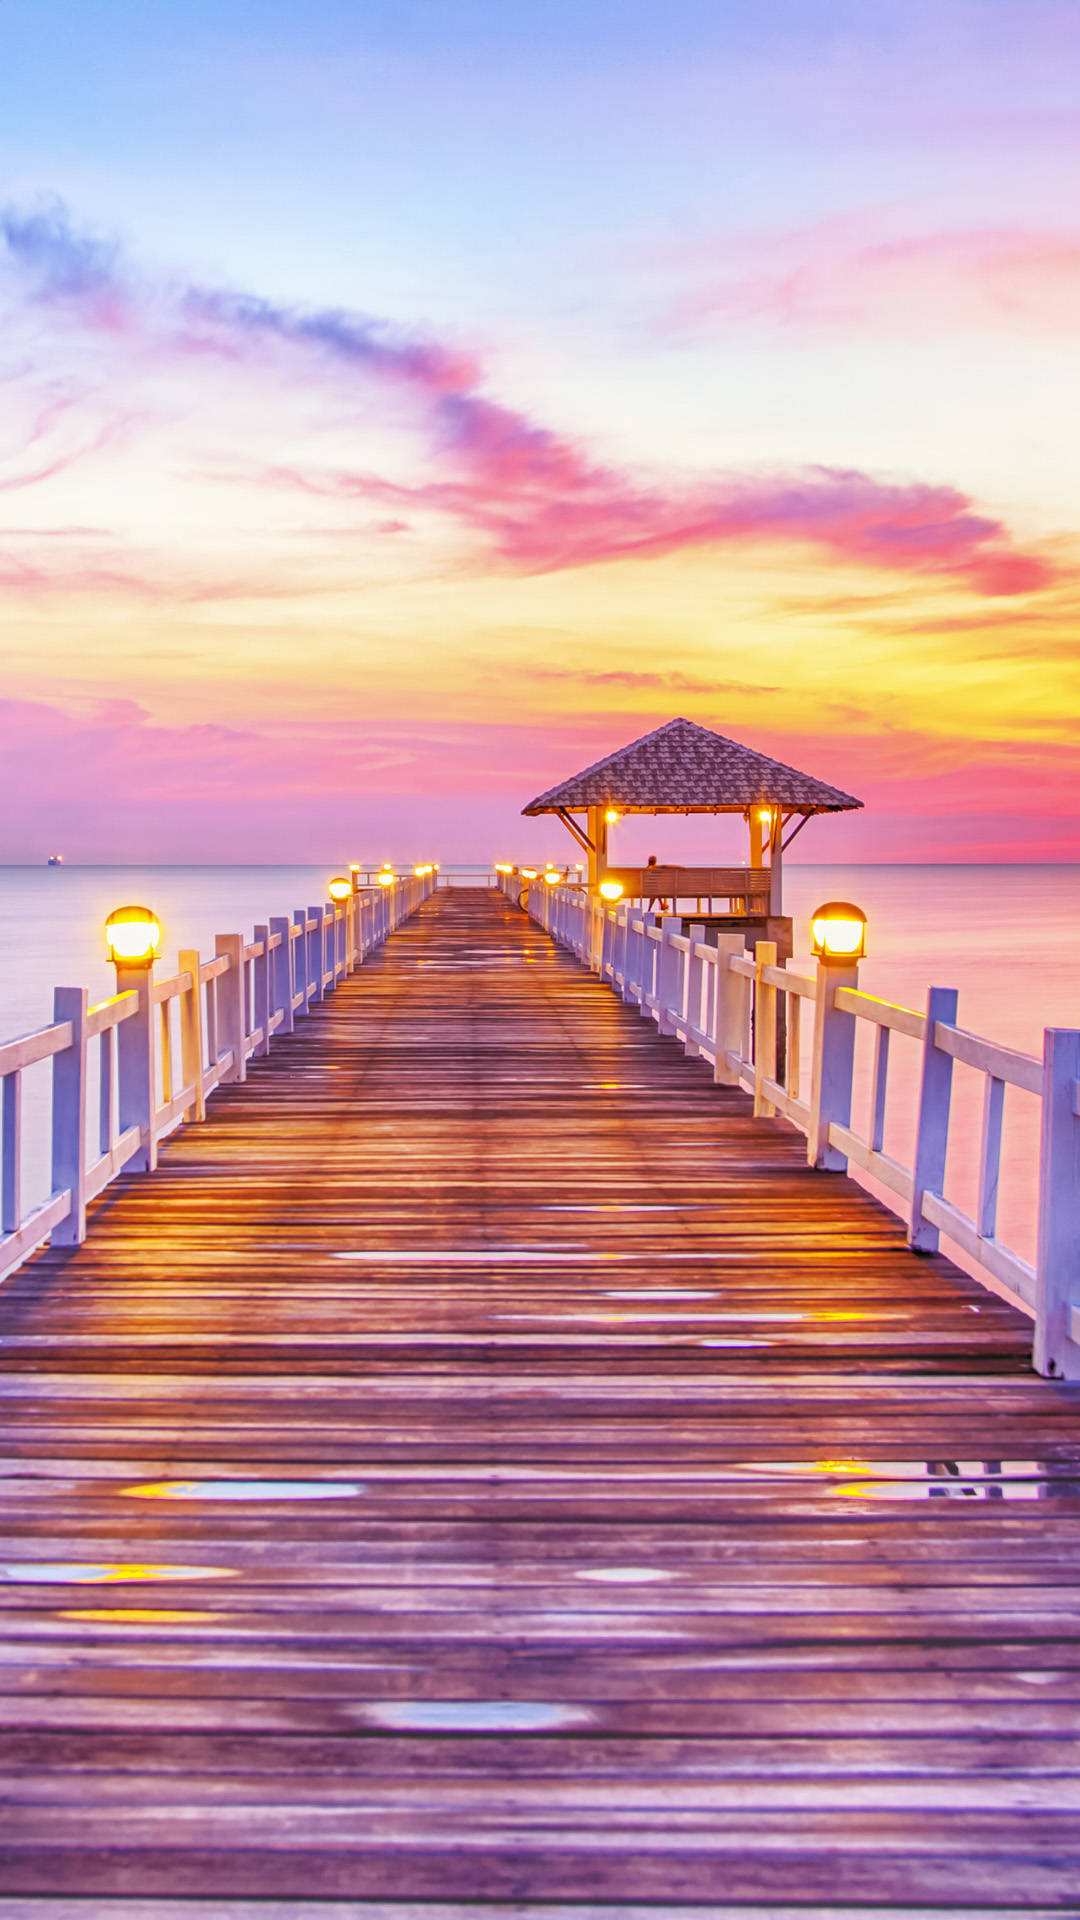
left=102, top=864, right=438, bottom=973
left=103, top=872, right=868, bottom=972
left=494, top=861, right=869, bottom=966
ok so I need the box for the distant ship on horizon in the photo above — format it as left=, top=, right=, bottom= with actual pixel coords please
left=46, top=853, right=64, bottom=866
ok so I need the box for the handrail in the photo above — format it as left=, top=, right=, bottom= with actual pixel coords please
left=835, top=986, right=925, bottom=1041
left=529, top=878, right=1080, bottom=1382
left=0, top=872, right=437, bottom=1286
left=933, top=1021, right=1042, bottom=1096
left=151, top=973, right=193, bottom=1005
left=0, top=1021, right=74, bottom=1076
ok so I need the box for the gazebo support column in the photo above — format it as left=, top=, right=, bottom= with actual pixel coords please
left=769, top=814, right=783, bottom=916
left=586, top=806, right=608, bottom=889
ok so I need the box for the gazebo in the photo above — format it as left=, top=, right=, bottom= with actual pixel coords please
left=522, top=716, right=862, bottom=917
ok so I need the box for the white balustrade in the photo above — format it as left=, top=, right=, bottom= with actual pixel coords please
left=530, top=880, right=1080, bottom=1380
left=0, top=872, right=435, bottom=1286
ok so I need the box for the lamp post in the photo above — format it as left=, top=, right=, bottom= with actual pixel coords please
left=327, top=876, right=354, bottom=971
left=105, top=906, right=160, bottom=1174
left=807, top=901, right=866, bottom=1170
left=810, top=901, right=867, bottom=964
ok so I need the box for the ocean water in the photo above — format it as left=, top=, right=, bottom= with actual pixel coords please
left=0, top=863, right=1077, bottom=1297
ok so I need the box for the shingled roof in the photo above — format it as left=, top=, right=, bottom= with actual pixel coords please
left=522, top=718, right=862, bottom=816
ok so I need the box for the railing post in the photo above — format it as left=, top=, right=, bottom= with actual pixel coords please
left=215, top=933, right=247, bottom=1085
left=641, top=914, right=660, bottom=1018
left=616, top=908, right=631, bottom=999
left=115, top=962, right=157, bottom=1171
left=657, top=917, right=683, bottom=1035
left=753, top=939, right=778, bottom=1117
left=307, top=907, right=324, bottom=1001
left=320, top=908, right=334, bottom=994
left=622, top=912, right=639, bottom=1005
left=50, top=987, right=88, bottom=1244
left=807, top=959, right=859, bottom=1170
left=711, top=936, right=746, bottom=1085
left=253, top=926, right=271, bottom=1056
left=2, top=1069, right=21, bottom=1235
left=270, top=918, right=294, bottom=1034
left=178, top=949, right=206, bottom=1120
left=1033, top=1029, right=1080, bottom=1379
left=293, top=910, right=310, bottom=1010
left=600, top=908, right=613, bottom=980
left=619, top=910, right=638, bottom=1004
left=683, top=924, right=704, bottom=1057
left=908, top=986, right=959, bottom=1250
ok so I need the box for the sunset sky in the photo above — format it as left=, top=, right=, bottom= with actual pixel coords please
left=2, top=0, right=1077, bottom=863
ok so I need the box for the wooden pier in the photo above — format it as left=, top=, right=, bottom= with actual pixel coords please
left=2, top=886, right=1080, bottom=1914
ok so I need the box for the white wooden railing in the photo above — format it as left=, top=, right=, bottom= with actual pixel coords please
left=527, top=881, right=1080, bottom=1382
left=0, top=874, right=434, bottom=1285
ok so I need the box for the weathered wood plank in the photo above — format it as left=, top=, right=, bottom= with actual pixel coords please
left=0, top=888, right=1077, bottom=1910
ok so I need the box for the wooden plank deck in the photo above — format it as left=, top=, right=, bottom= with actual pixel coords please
left=1, top=885, right=1079, bottom=1916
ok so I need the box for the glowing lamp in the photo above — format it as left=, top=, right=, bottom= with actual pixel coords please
left=544, top=870, right=560, bottom=886
left=520, top=867, right=538, bottom=880
left=758, top=806, right=773, bottom=825
left=810, top=901, right=867, bottom=963
left=495, top=862, right=513, bottom=874
left=105, top=905, right=160, bottom=968
left=378, top=872, right=395, bottom=888
left=604, top=808, right=619, bottom=825
left=327, top=876, right=352, bottom=901
left=598, top=879, right=624, bottom=903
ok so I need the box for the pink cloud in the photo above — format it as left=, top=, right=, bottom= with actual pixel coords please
left=0, top=200, right=1059, bottom=599
left=257, top=456, right=1055, bottom=596
left=669, top=217, right=1080, bottom=338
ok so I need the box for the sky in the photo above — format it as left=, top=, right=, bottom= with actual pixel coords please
left=1, top=0, right=1078, bottom=864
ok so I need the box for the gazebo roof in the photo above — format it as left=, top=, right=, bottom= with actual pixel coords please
left=522, top=717, right=862, bottom=817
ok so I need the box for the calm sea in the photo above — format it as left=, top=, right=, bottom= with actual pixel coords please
left=1, top=863, right=1077, bottom=1295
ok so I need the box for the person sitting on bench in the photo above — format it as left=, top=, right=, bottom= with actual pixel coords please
left=646, top=855, right=670, bottom=914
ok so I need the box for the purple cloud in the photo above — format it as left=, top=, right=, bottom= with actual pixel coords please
left=0, top=199, right=1058, bottom=598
